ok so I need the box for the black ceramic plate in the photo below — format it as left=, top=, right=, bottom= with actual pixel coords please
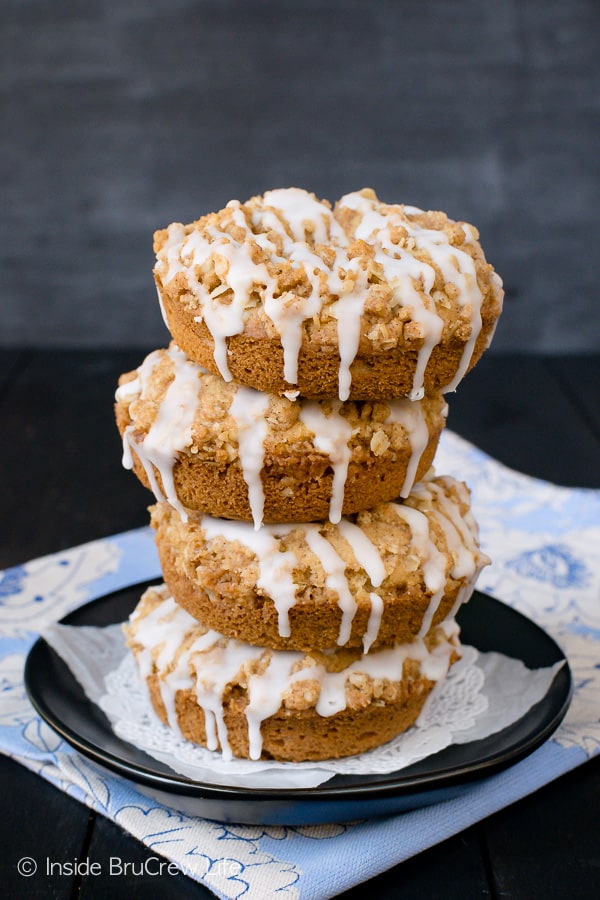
left=24, top=585, right=572, bottom=825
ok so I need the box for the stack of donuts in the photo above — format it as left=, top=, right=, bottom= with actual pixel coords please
left=116, top=188, right=503, bottom=762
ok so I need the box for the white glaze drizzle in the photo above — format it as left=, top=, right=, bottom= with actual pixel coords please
left=255, top=191, right=365, bottom=393
left=298, top=401, right=353, bottom=523
left=314, top=623, right=459, bottom=717
left=335, top=519, right=386, bottom=651
left=156, top=188, right=489, bottom=399
left=335, top=519, right=386, bottom=587
left=390, top=502, right=448, bottom=638
left=402, top=477, right=490, bottom=628
left=186, top=216, right=276, bottom=381
left=325, top=244, right=371, bottom=400
left=201, top=517, right=298, bottom=639
left=446, top=580, right=476, bottom=623
left=117, top=345, right=199, bottom=520
left=129, top=587, right=460, bottom=760
left=340, top=193, right=489, bottom=397
left=262, top=187, right=345, bottom=244
left=192, top=640, right=264, bottom=758
left=364, top=592, right=384, bottom=654
left=161, top=629, right=221, bottom=739
left=189, top=476, right=484, bottom=650
left=228, top=387, right=270, bottom=528
left=303, top=525, right=358, bottom=646
left=340, top=192, right=444, bottom=400
left=128, top=593, right=220, bottom=739
left=200, top=516, right=370, bottom=647
left=416, top=228, right=482, bottom=394
left=411, top=478, right=490, bottom=622
left=385, top=397, right=439, bottom=497
left=411, top=478, right=487, bottom=580
left=262, top=274, right=323, bottom=386
left=244, top=650, right=301, bottom=760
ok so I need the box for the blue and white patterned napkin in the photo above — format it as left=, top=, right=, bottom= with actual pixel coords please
left=1, top=430, right=599, bottom=900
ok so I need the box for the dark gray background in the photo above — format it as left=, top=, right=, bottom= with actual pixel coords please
left=2, top=0, right=599, bottom=352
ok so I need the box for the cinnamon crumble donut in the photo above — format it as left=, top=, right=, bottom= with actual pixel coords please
left=115, top=343, right=447, bottom=526
left=150, top=473, right=490, bottom=653
left=125, top=583, right=462, bottom=762
left=153, top=188, right=503, bottom=401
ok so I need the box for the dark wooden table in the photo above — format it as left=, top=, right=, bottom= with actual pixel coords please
left=1, top=349, right=599, bottom=899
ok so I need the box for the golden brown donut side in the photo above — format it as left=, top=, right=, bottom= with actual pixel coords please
left=161, top=676, right=440, bottom=761
left=157, top=287, right=499, bottom=400
left=115, top=402, right=443, bottom=523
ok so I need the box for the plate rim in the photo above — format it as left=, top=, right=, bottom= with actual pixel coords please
left=24, top=584, right=573, bottom=804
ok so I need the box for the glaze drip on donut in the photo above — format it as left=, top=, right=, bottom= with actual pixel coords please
left=119, top=345, right=197, bottom=520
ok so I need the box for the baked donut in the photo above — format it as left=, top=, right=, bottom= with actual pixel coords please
left=115, top=343, right=447, bottom=526
left=150, top=473, right=489, bottom=652
left=125, top=583, right=461, bottom=762
left=153, top=188, right=503, bottom=401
